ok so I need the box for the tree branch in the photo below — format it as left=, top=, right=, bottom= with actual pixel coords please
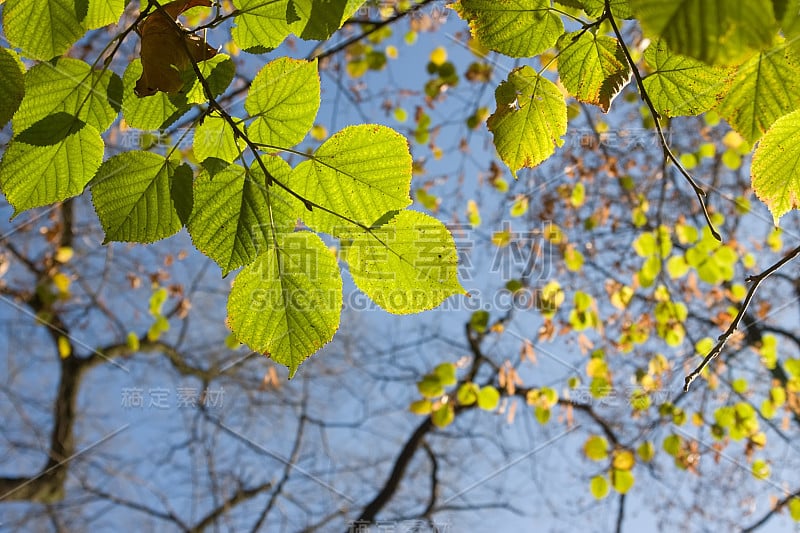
left=684, top=243, right=800, bottom=391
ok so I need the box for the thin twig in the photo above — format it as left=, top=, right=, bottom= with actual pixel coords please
left=605, top=2, right=721, bottom=241
left=684, top=243, right=800, bottom=391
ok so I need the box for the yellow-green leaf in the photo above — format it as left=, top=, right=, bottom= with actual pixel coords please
left=556, top=31, right=631, bottom=112
left=487, top=66, right=567, bottom=177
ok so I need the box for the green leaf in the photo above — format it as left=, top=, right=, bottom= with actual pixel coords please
left=409, top=399, right=432, bottom=415
left=789, top=497, right=800, bottom=521
left=751, top=459, right=770, bottom=480
left=613, top=450, right=635, bottom=470
left=226, top=232, right=342, bottom=377
left=434, top=363, right=457, bottom=386
left=91, top=152, right=186, bottom=243
left=246, top=58, right=320, bottom=149
left=122, top=60, right=190, bottom=130
left=231, top=0, right=292, bottom=52
left=182, top=54, right=236, bottom=105
left=187, top=158, right=302, bottom=276
left=611, top=469, right=635, bottom=493
left=589, top=475, right=609, bottom=499
left=632, top=0, right=777, bottom=65
left=582, top=0, right=632, bottom=18
left=637, top=441, right=655, bottom=462
left=3, top=0, right=84, bottom=60
left=457, top=383, right=479, bottom=405
left=86, top=0, right=124, bottom=29
left=431, top=403, right=455, bottom=428
left=418, top=374, right=445, bottom=398
left=14, top=58, right=122, bottom=134
left=556, top=31, right=631, bottom=112
left=477, top=385, right=500, bottom=410
left=717, top=42, right=800, bottom=143
left=287, top=0, right=352, bottom=41
left=751, top=109, right=800, bottom=224
left=288, top=124, right=412, bottom=235
left=488, top=66, right=567, bottom=177
left=452, top=0, right=563, bottom=58
left=0, top=122, right=103, bottom=216
left=584, top=435, right=609, bottom=461
left=342, top=211, right=464, bottom=314
left=193, top=115, right=246, bottom=163
left=0, top=48, right=25, bottom=129
left=642, top=40, right=732, bottom=117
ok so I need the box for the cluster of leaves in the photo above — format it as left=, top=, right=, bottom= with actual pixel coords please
left=452, top=0, right=800, bottom=226
left=0, top=0, right=466, bottom=376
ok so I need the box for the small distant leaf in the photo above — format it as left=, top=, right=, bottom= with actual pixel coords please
left=584, top=435, right=609, bottom=461
left=246, top=58, right=320, bottom=149
left=590, top=475, right=609, bottom=499
left=751, top=109, right=800, bottom=224
left=409, top=399, right=433, bottom=415
left=418, top=374, right=444, bottom=398
left=611, top=469, right=635, bottom=493
left=434, top=363, right=457, bottom=386
left=226, top=232, right=343, bottom=377
left=637, top=441, right=655, bottom=462
left=343, top=211, right=464, bottom=314
left=431, top=403, right=455, bottom=428
left=612, top=450, right=635, bottom=470
left=751, top=459, right=770, bottom=480
left=91, top=151, right=186, bottom=243
left=556, top=31, right=631, bottom=112
left=488, top=66, right=567, bottom=177
left=789, top=497, right=800, bottom=521
left=457, top=383, right=479, bottom=405
left=477, top=385, right=500, bottom=411
left=643, top=40, right=731, bottom=116
left=452, top=0, right=563, bottom=58
left=510, top=196, right=529, bottom=217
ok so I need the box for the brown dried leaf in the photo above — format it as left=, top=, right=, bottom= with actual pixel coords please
left=135, top=0, right=216, bottom=97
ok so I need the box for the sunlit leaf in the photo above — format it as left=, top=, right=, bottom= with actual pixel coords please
left=487, top=66, right=567, bottom=177
left=751, top=108, right=800, bottom=224
left=288, top=124, right=412, bottom=235
left=226, top=232, right=342, bottom=377
left=3, top=0, right=84, bottom=60
left=91, top=151, right=187, bottom=243
left=246, top=58, right=320, bottom=149
left=632, top=0, right=777, bottom=65
left=643, top=40, right=732, bottom=116
left=187, top=159, right=302, bottom=275
left=556, top=31, right=631, bottom=112
left=452, top=0, right=564, bottom=58
left=717, top=42, right=800, bottom=143
left=343, top=211, right=464, bottom=314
